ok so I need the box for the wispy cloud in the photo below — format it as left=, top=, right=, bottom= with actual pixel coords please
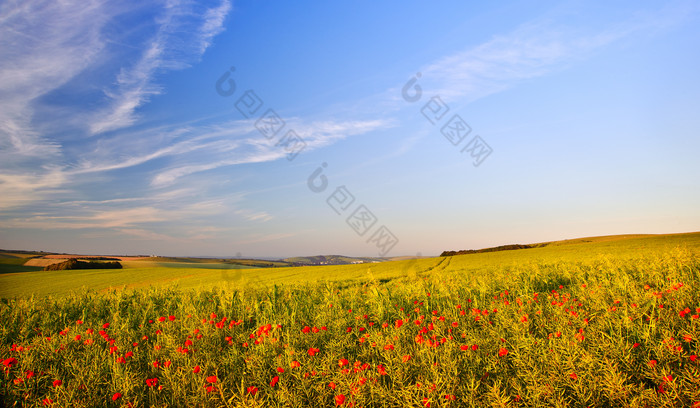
left=149, top=118, right=393, bottom=187
left=0, top=0, right=107, bottom=161
left=0, top=167, right=68, bottom=209
left=404, top=3, right=698, bottom=105
left=0, top=0, right=232, bottom=209
left=89, top=0, right=232, bottom=134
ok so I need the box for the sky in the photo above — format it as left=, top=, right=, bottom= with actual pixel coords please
left=1, top=0, right=699, bottom=258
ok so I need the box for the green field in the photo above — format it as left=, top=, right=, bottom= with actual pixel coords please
left=2, top=232, right=699, bottom=299
left=1, top=232, right=699, bottom=407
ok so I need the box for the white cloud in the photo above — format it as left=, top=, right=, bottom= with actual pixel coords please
left=89, top=0, right=232, bottom=135
left=150, top=118, right=394, bottom=186
left=0, top=0, right=108, bottom=161
left=410, top=5, right=697, bottom=105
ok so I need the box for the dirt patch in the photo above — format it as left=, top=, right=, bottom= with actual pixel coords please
left=24, top=258, right=68, bottom=267
left=42, top=254, right=151, bottom=261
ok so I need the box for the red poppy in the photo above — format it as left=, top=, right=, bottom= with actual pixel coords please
left=329, top=382, right=337, bottom=390
left=52, top=379, right=62, bottom=387
left=335, top=394, right=346, bottom=405
left=569, top=373, right=578, bottom=380
left=377, top=365, right=387, bottom=376
left=193, top=365, right=201, bottom=373
left=146, top=378, right=158, bottom=387
left=270, top=376, right=279, bottom=387
left=206, top=375, right=217, bottom=384
left=112, top=393, right=122, bottom=401
left=2, top=358, right=18, bottom=369
left=205, top=385, right=215, bottom=393
left=402, top=355, right=411, bottom=363
left=498, top=348, right=508, bottom=357
left=460, top=345, right=469, bottom=351
left=648, top=360, right=657, bottom=367
left=276, top=366, right=284, bottom=373
left=308, top=347, right=320, bottom=356
left=247, top=386, right=258, bottom=395
left=290, top=361, right=300, bottom=369
left=42, top=398, right=53, bottom=406
left=338, top=358, right=349, bottom=367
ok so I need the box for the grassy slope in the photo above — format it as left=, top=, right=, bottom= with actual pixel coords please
left=0, top=232, right=698, bottom=299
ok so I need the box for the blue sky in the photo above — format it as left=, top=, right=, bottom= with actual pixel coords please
left=1, top=0, right=699, bottom=258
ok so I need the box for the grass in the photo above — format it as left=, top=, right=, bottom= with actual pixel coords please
left=0, top=232, right=699, bottom=407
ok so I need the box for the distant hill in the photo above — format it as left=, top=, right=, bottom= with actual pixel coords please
left=283, top=255, right=385, bottom=266
left=440, top=232, right=700, bottom=257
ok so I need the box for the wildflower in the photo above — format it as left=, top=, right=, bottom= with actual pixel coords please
left=270, top=376, right=279, bottom=387
left=377, top=364, right=387, bottom=376
left=335, top=394, right=346, bottom=405
left=402, top=355, right=412, bottom=363
left=146, top=378, right=158, bottom=387
left=2, top=358, right=18, bottom=369
left=206, top=376, right=217, bottom=384
left=205, top=385, right=215, bottom=393
left=112, top=393, right=122, bottom=401
left=42, top=398, right=53, bottom=406
left=193, top=365, right=201, bottom=373
left=648, top=360, right=658, bottom=367
left=569, top=373, right=578, bottom=380
left=290, top=360, right=301, bottom=369
left=247, top=386, right=258, bottom=395
left=338, top=358, right=349, bottom=367
left=498, top=348, right=509, bottom=357
left=276, top=366, right=284, bottom=373
left=52, top=379, right=62, bottom=387
left=329, top=382, right=337, bottom=390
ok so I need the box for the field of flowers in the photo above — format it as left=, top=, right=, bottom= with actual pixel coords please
left=1, top=247, right=699, bottom=407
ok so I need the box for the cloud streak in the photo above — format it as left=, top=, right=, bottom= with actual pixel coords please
left=89, top=0, right=232, bottom=135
